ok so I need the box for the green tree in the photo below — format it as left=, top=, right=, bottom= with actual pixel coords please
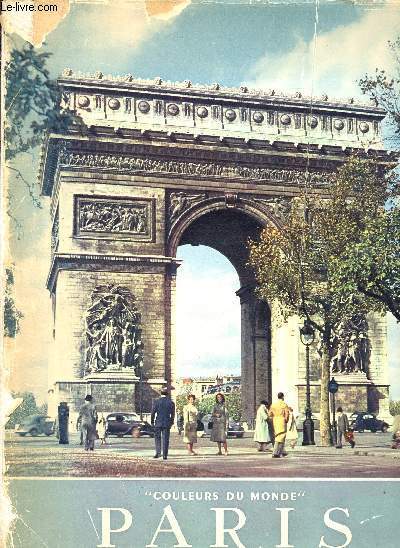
left=357, top=37, right=400, bottom=320
left=6, top=391, right=41, bottom=429
left=4, top=266, right=23, bottom=337
left=175, top=383, right=194, bottom=415
left=4, top=39, right=79, bottom=331
left=359, top=36, right=400, bottom=146
left=249, top=157, right=392, bottom=446
left=389, top=400, right=400, bottom=416
left=197, top=392, right=242, bottom=421
left=5, top=41, right=77, bottom=219
left=330, top=206, right=400, bottom=322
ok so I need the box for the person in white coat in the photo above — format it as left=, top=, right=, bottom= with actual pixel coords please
left=286, top=407, right=298, bottom=449
left=254, top=400, right=271, bottom=452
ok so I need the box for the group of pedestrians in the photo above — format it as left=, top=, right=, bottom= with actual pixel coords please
left=76, top=390, right=363, bottom=457
left=180, top=392, right=230, bottom=456
left=254, top=392, right=298, bottom=458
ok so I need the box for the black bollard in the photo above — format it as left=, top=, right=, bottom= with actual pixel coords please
left=58, top=402, right=69, bottom=444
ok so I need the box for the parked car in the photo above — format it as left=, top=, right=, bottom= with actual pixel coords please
left=227, top=420, right=244, bottom=438
left=295, top=414, right=320, bottom=431
left=105, top=413, right=154, bottom=437
left=15, top=414, right=55, bottom=437
left=350, top=413, right=389, bottom=433
left=200, top=414, right=244, bottom=438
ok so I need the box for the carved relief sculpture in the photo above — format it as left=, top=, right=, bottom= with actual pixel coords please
left=51, top=209, right=59, bottom=252
left=59, top=149, right=330, bottom=187
left=75, top=196, right=152, bottom=240
left=169, top=192, right=207, bottom=224
left=84, top=284, right=143, bottom=376
left=330, top=316, right=370, bottom=375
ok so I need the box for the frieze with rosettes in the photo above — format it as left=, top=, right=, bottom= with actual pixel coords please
left=58, top=150, right=330, bottom=187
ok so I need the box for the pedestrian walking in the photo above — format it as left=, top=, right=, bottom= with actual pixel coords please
left=183, top=394, right=199, bottom=455
left=97, top=413, right=107, bottom=445
left=210, top=393, right=229, bottom=456
left=286, top=407, right=298, bottom=449
left=268, top=392, right=290, bottom=458
left=254, top=400, right=271, bottom=452
left=336, top=407, right=355, bottom=448
left=151, top=387, right=175, bottom=460
left=77, top=394, right=98, bottom=451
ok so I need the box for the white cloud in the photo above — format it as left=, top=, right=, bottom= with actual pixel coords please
left=247, top=5, right=400, bottom=99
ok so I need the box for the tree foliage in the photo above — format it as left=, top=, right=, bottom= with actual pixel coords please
left=4, top=40, right=79, bottom=218
left=6, top=391, right=42, bottom=429
left=389, top=400, right=400, bottom=417
left=5, top=42, right=73, bottom=162
left=4, top=266, right=23, bottom=337
left=197, top=392, right=242, bottom=421
left=175, top=383, right=194, bottom=415
left=359, top=37, right=400, bottom=145
left=249, top=156, right=397, bottom=445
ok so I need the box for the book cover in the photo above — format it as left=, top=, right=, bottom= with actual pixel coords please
left=2, top=1, right=399, bottom=547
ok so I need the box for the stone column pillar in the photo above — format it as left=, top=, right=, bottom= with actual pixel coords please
left=236, top=286, right=271, bottom=425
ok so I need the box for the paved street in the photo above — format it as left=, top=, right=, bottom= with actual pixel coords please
left=5, top=430, right=400, bottom=478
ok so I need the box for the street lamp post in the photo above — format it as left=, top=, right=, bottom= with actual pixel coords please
left=299, top=320, right=315, bottom=446
left=328, top=377, right=339, bottom=447
left=139, top=359, right=144, bottom=421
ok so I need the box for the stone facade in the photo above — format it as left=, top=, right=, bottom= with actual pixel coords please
left=40, top=73, right=393, bottom=421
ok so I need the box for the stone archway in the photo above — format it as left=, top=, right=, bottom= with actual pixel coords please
left=171, top=203, right=275, bottom=422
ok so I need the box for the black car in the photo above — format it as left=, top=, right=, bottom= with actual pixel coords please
left=227, top=420, right=244, bottom=438
left=15, top=414, right=55, bottom=436
left=106, top=413, right=154, bottom=437
left=350, top=413, right=389, bottom=433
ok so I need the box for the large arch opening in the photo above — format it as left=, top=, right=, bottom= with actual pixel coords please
left=174, top=208, right=272, bottom=423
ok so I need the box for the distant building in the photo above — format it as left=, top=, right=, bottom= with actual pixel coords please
left=175, top=375, right=241, bottom=399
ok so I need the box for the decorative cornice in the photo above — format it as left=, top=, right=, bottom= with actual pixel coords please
left=59, top=69, right=380, bottom=112
left=47, top=253, right=181, bottom=293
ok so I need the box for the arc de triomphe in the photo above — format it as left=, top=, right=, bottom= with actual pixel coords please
left=40, top=71, right=393, bottom=422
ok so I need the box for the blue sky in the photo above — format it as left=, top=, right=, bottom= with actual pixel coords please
left=6, top=0, right=400, bottom=401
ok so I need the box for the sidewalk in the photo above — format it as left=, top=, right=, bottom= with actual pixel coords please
left=5, top=431, right=400, bottom=478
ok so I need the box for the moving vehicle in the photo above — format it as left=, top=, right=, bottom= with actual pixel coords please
left=350, top=413, right=389, bottom=433
left=105, top=413, right=154, bottom=437
left=15, top=414, right=55, bottom=437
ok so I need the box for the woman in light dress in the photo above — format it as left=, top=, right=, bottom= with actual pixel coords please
left=183, top=394, right=199, bottom=455
left=254, top=400, right=271, bottom=452
left=210, top=393, right=229, bottom=456
left=286, top=407, right=298, bottom=449
left=97, top=413, right=107, bottom=445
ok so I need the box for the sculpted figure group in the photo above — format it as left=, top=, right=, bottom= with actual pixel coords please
left=79, top=201, right=148, bottom=234
left=84, top=285, right=143, bottom=375
left=330, top=318, right=370, bottom=375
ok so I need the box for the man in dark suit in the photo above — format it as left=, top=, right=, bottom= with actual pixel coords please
left=151, top=387, right=175, bottom=460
